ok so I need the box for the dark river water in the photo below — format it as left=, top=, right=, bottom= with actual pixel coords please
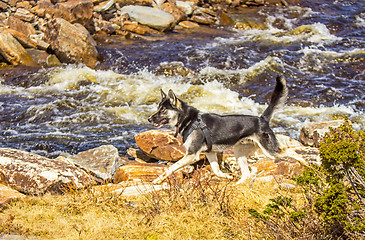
left=0, top=0, right=364, bottom=158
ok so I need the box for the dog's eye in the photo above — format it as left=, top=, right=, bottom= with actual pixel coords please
left=161, top=107, right=167, bottom=112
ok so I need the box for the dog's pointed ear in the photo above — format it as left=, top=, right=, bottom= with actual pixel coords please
left=168, top=89, right=182, bottom=110
left=168, top=89, right=177, bottom=105
left=161, top=89, right=167, bottom=99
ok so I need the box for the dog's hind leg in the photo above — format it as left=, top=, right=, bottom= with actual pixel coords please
left=234, top=143, right=257, bottom=184
left=153, top=154, right=198, bottom=184
left=205, top=152, right=233, bottom=179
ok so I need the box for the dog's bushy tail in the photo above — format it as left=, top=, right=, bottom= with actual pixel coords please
left=261, top=75, right=288, bottom=122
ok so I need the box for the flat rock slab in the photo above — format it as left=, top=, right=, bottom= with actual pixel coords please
left=120, top=5, right=175, bottom=31
left=67, top=145, right=121, bottom=182
left=0, top=148, right=94, bottom=195
left=113, top=162, right=171, bottom=183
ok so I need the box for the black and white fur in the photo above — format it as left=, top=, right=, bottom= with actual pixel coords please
left=148, top=75, right=288, bottom=184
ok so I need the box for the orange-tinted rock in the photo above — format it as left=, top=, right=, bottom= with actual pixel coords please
left=251, top=159, right=277, bottom=177
left=113, top=162, right=169, bottom=183
left=178, top=20, right=200, bottom=29
left=7, top=16, right=36, bottom=37
left=0, top=31, right=37, bottom=66
left=45, top=18, right=100, bottom=68
left=122, top=21, right=161, bottom=35
left=135, top=130, right=186, bottom=161
left=55, top=0, right=93, bottom=26
left=190, top=14, right=216, bottom=25
left=13, top=8, right=35, bottom=22
left=161, top=2, right=187, bottom=22
left=0, top=184, right=25, bottom=206
left=0, top=27, right=37, bottom=48
left=275, top=160, right=303, bottom=178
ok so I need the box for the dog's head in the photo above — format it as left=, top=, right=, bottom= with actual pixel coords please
left=148, top=89, right=183, bottom=127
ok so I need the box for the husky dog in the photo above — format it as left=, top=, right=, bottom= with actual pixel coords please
left=149, top=75, right=288, bottom=184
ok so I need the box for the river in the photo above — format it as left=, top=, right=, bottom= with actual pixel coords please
left=0, top=0, right=364, bottom=158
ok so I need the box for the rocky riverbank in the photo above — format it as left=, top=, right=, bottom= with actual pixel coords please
left=0, top=120, right=347, bottom=205
left=0, top=0, right=296, bottom=68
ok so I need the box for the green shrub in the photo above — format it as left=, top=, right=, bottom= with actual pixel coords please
left=249, top=121, right=365, bottom=239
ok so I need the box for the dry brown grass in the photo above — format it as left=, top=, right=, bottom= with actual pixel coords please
left=0, top=172, right=302, bottom=240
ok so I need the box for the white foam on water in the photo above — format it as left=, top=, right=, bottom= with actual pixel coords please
left=264, top=6, right=316, bottom=30
left=300, top=46, right=365, bottom=58
left=1, top=63, right=364, bottom=138
left=355, top=14, right=365, bottom=27
left=212, top=5, right=340, bottom=47
left=199, top=56, right=284, bottom=85
left=232, top=22, right=341, bottom=45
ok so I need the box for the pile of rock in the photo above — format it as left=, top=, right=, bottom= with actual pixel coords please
left=0, top=0, right=294, bottom=68
left=0, top=120, right=346, bottom=205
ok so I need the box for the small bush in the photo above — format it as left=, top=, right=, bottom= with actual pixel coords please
left=249, top=121, right=365, bottom=239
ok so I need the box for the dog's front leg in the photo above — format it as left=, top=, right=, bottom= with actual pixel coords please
left=205, top=152, right=233, bottom=179
left=153, top=154, right=198, bottom=184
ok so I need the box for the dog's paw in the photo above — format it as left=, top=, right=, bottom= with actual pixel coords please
left=216, top=172, right=233, bottom=179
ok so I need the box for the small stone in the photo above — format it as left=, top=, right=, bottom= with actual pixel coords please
left=120, top=5, right=175, bottom=31
left=94, top=0, right=115, bottom=12
left=122, top=21, right=161, bottom=35
left=14, top=8, right=35, bottom=22
left=251, top=159, right=277, bottom=177
left=275, top=160, right=303, bottom=178
left=155, top=61, right=194, bottom=76
left=178, top=20, right=199, bottom=29
left=55, top=0, right=94, bottom=26
left=29, top=34, right=50, bottom=50
left=190, top=14, right=216, bottom=25
left=26, top=48, right=49, bottom=66
left=176, top=0, right=195, bottom=15
left=46, top=54, right=62, bottom=67
left=0, top=1, right=9, bottom=11
left=16, top=1, right=31, bottom=9
left=279, top=183, right=297, bottom=190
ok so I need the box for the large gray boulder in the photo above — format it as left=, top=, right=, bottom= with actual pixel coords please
left=67, top=145, right=122, bottom=183
left=0, top=148, right=94, bottom=195
left=120, top=6, right=175, bottom=31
